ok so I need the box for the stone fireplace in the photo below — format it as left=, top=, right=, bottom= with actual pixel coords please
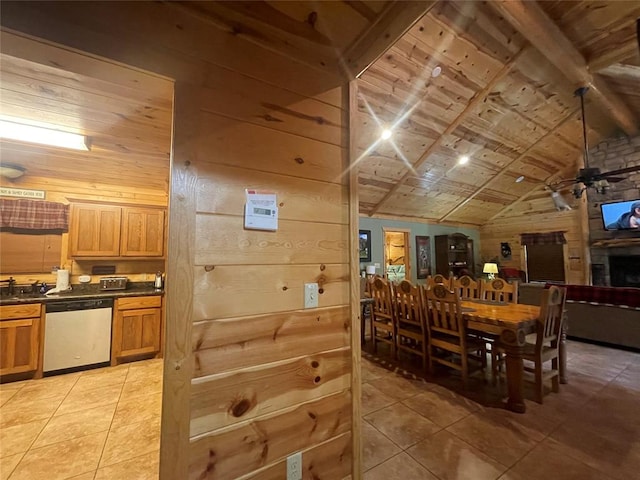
left=586, top=134, right=640, bottom=287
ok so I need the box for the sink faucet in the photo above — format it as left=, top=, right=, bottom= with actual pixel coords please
left=0, top=277, right=16, bottom=296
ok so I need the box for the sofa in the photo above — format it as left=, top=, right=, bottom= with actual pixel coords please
left=518, top=283, right=640, bottom=351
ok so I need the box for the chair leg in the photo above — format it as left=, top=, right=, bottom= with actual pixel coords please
left=535, top=360, right=543, bottom=404
left=551, top=357, right=560, bottom=393
left=461, top=353, right=469, bottom=390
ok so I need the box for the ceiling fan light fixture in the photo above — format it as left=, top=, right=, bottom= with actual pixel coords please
left=458, top=155, right=469, bottom=165
left=0, top=119, right=90, bottom=151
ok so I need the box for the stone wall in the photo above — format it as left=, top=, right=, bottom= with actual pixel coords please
left=586, top=134, right=640, bottom=285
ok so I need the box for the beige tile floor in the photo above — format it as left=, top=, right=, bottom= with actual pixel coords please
left=0, top=359, right=162, bottom=480
left=2, top=341, right=638, bottom=480
left=361, top=340, right=640, bottom=480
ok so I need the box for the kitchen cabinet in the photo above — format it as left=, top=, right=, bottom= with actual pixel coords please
left=112, top=295, right=162, bottom=365
left=435, top=233, right=474, bottom=277
left=0, top=303, right=42, bottom=376
left=69, top=203, right=165, bottom=257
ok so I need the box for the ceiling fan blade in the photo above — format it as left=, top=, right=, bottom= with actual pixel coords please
left=603, top=177, right=625, bottom=183
left=599, top=165, right=640, bottom=177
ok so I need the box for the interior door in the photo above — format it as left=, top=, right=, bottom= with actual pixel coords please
left=383, top=229, right=410, bottom=282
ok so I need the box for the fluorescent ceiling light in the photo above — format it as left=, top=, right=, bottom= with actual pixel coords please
left=458, top=155, right=469, bottom=165
left=381, top=129, right=392, bottom=140
left=0, top=120, right=90, bottom=151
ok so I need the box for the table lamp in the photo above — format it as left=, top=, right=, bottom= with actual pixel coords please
left=483, top=263, right=498, bottom=280
left=365, top=265, right=376, bottom=277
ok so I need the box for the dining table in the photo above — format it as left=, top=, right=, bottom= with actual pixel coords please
left=461, top=299, right=568, bottom=413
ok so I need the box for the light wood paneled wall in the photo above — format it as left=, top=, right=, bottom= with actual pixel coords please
left=480, top=193, right=587, bottom=285
left=0, top=3, right=354, bottom=478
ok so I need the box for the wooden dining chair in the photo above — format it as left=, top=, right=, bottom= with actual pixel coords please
left=369, top=276, right=396, bottom=357
left=427, top=273, right=453, bottom=290
left=452, top=275, right=481, bottom=299
left=494, top=286, right=567, bottom=403
left=481, top=278, right=518, bottom=304
left=395, top=280, right=427, bottom=371
left=424, top=284, right=486, bottom=388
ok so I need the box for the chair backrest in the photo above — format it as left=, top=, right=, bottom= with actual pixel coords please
left=370, top=276, right=395, bottom=321
left=453, top=275, right=480, bottom=299
left=359, top=276, right=369, bottom=299
left=424, top=284, right=464, bottom=338
left=481, top=278, right=518, bottom=303
left=427, top=274, right=452, bottom=290
left=395, top=279, right=423, bottom=326
left=536, top=285, right=567, bottom=348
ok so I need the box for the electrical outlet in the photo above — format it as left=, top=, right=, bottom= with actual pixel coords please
left=286, top=451, right=302, bottom=480
left=304, top=283, right=319, bottom=308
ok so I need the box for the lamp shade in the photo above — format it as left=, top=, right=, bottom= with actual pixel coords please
left=365, top=265, right=376, bottom=275
left=483, top=263, right=498, bottom=274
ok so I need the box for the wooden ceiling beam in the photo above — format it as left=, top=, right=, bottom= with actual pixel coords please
left=438, top=107, right=580, bottom=222
left=488, top=0, right=638, bottom=136
left=587, top=38, right=639, bottom=73
left=343, top=1, right=437, bottom=79
left=366, top=47, right=527, bottom=216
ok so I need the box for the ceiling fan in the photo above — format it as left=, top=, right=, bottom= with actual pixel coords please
left=550, top=87, right=640, bottom=199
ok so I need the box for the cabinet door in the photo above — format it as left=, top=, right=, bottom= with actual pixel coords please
left=113, top=308, right=161, bottom=359
left=69, top=204, right=121, bottom=256
left=120, top=207, right=164, bottom=257
left=0, top=318, right=39, bottom=375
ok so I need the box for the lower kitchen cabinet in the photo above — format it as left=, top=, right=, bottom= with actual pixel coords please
left=112, top=295, right=162, bottom=365
left=0, top=303, right=42, bottom=377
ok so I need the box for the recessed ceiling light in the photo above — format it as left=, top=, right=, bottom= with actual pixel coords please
left=381, top=129, right=392, bottom=140
left=458, top=155, right=469, bottom=165
left=0, top=120, right=91, bottom=151
left=515, top=175, right=525, bottom=183
left=432, top=66, right=442, bottom=78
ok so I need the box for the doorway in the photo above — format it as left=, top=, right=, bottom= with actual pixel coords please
left=383, top=229, right=410, bottom=282
left=525, top=244, right=566, bottom=282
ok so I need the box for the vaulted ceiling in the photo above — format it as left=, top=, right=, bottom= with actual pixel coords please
left=1, top=1, right=639, bottom=226
left=355, top=0, right=640, bottom=226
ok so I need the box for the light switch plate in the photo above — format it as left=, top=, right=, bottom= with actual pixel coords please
left=304, top=283, right=319, bottom=308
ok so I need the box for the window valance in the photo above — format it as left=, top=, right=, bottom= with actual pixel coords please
left=0, top=198, right=69, bottom=231
left=520, top=232, right=566, bottom=246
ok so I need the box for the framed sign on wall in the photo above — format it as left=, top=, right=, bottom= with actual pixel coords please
left=415, top=235, right=430, bottom=279
left=359, top=230, right=371, bottom=262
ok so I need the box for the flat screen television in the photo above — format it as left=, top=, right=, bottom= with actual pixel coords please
left=601, top=199, right=640, bottom=231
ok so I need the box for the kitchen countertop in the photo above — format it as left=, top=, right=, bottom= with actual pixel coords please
left=0, top=282, right=164, bottom=306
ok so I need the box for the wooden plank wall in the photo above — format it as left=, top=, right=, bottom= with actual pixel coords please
left=480, top=194, right=587, bottom=285
left=0, top=2, right=354, bottom=478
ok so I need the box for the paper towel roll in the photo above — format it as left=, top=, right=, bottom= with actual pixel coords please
left=55, top=269, right=70, bottom=290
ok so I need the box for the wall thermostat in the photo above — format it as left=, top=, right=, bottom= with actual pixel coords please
left=244, top=190, right=278, bottom=231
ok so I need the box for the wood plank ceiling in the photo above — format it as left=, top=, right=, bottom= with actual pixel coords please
left=0, top=40, right=174, bottom=193
left=355, top=0, right=640, bottom=226
left=0, top=0, right=425, bottom=195
left=2, top=0, right=638, bottom=226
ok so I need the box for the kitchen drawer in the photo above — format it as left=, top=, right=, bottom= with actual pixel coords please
left=0, top=303, right=42, bottom=321
left=116, top=295, right=162, bottom=311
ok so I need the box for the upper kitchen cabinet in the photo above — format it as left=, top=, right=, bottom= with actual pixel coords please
left=69, top=203, right=165, bottom=258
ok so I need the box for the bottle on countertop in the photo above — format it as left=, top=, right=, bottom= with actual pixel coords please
left=154, top=272, right=164, bottom=290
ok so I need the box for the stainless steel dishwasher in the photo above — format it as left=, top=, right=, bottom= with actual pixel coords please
left=44, top=298, right=113, bottom=373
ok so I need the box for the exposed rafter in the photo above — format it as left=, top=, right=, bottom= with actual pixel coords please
left=343, top=1, right=437, bottom=79
left=367, top=47, right=527, bottom=216
left=488, top=0, right=639, bottom=136
left=439, top=107, right=581, bottom=222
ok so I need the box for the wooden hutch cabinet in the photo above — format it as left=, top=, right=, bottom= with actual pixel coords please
left=435, top=233, right=474, bottom=277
